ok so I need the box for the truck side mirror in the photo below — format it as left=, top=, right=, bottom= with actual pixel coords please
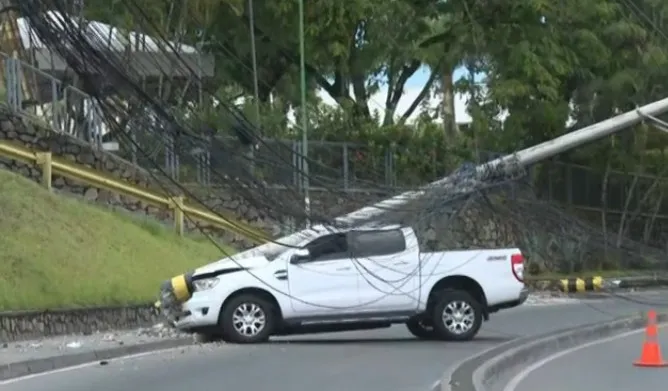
left=290, top=248, right=311, bottom=264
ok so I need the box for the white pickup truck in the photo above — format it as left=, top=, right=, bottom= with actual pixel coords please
left=158, top=225, right=528, bottom=343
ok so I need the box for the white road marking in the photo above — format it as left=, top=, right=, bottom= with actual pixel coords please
left=502, top=324, right=667, bottom=391
left=0, top=346, right=189, bottom=385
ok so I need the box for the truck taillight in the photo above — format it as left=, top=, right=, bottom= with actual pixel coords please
left=511, top=253, right=524, bottom=282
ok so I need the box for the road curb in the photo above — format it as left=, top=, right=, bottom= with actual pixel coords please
left=0, top=337, right=194, bottom=381
left=440, top=312, right=660, bottom=391
left=550, top=287, right=668, bottom=300
left=616, top=276, right=668, bottom=289
left=525, top=275, right=668, bottom=294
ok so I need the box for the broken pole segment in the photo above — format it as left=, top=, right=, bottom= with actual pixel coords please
left=481, top=97, right=668, bottom=176
left=235, top=97, right=668, bottom=260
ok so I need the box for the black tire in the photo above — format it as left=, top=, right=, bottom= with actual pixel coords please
left=431, top=290, right=483, bottom=342
left=219, top=294, right=276, bottom=344
left=406, top=318, right=438, bottom=340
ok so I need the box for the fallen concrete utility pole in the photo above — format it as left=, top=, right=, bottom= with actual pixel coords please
left=236, top=97, right=668, bottom=260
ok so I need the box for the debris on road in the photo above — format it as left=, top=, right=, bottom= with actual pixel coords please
left=523, top=292, right=583, bottom=306
left=0, top=322, right=190, bottom=366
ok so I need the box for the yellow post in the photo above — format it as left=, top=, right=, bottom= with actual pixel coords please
left=35, top=152, right=52, bottom=191
left=171, top=196, right=185, bottom=236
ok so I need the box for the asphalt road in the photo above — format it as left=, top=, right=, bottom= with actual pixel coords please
left=510, top=315, right=668, bottom=391
left=4, top=292, right=666, bottom=391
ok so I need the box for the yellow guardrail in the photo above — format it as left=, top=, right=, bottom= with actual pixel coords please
left=0, top=140, right=272, bottom=244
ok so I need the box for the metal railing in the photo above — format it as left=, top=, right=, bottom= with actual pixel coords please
left=2, top=51, right=106, bottom=147
left=537, top=160, right=668, bottom=217
left=7, top=50, right=666, bottom=213
left=3, top=52, right=414, bottom=190
left=0, top=139, right=271, bottom=243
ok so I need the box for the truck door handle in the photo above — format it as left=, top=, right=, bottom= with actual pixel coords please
left=393, top=261, right=409, bottom=265
left=274, top=270, right=288, bottom=281
left=336, top=267, right=351, bottom=271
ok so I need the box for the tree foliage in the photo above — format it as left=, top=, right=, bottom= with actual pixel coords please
left=81, top=0, right=668, bottom=177
left=61, top=0, right=668, bottom=260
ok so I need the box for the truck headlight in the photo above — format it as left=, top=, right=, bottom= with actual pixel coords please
left=192, top=277, right=219, bottom=291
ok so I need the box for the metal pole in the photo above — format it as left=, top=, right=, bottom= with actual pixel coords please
left=248, top=0, right=261, bottom=125
left=480, top=97, right=668, bottom=173
left=234, top=95, right=668, bottom=260
left=298, top=0, right=310, bottom=225
left=248, top=0, right=260, bottom=176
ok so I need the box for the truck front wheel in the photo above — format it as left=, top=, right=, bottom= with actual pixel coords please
left=431, top=290, right=483, bottom=341
left=219, top=294, right=276, bottom=343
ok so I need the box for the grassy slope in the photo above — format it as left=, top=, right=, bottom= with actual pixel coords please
left=0, top=169, right=233, bottom=311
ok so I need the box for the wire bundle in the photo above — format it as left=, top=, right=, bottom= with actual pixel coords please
left=13, top=0, right=519, bottom=242
left=12, top=0, right=668, bottom=310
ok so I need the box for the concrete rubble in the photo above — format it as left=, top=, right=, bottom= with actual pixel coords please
left=0, top=323, right=190, bottom=366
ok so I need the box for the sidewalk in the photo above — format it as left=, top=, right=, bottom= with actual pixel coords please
left=1, top=323, right=193, bottom=380
left=524, top=291, right=584, bottom=306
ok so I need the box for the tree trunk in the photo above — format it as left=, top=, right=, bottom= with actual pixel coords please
left=440, top=61, right=459, bottom=140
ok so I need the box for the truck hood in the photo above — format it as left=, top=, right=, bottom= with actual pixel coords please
left=193, top=255, right=270, bottom=276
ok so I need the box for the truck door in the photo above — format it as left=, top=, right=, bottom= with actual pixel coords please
left=287, top=233, right=361, bottom=317
left=353, top=228, right=419, bottom=313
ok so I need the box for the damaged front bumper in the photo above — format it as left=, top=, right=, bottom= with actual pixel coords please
left=155, top=272, right=194, bottom=325
left=156, top=272, right=221, bottom=330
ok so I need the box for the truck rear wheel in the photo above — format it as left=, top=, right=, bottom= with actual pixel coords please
left=431, top=290, right=483, bottom=341
left=406, top=318, right=438, bottom=340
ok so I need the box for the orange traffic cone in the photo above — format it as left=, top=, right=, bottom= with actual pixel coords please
left=634, top=310, right=668, bottom=367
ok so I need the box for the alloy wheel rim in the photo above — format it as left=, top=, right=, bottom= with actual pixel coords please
left=442, top=300, right=475, bottom=334
left=232, top=302, right=266, bottom=337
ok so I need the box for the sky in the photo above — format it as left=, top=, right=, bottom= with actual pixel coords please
left=315, top=66, right=475, bottom=125
left=18, top=15, right=475, bottom=125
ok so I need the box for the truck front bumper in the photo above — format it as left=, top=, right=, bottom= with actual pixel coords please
left=157, top=273, right=194, bottom=326
left=164, top=293, right=220, bottom=330
left=157, top=274, right=220, bottom=330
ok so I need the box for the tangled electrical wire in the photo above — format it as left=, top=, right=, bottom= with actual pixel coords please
left=12, top=0, right=668, bottom=311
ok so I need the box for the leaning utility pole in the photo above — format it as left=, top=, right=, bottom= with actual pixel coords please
left=235, top=96, right=668, bottom=260
left=297, top=0, right=310, bottom=226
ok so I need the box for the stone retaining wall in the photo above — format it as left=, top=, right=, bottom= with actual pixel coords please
left=0, top=112, right=391, bottom=249
left=0, top=305, right=158, bottom=342
left=0, top=110, right=522, bottom=252
left=0, top=111, right=542, bottom=341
